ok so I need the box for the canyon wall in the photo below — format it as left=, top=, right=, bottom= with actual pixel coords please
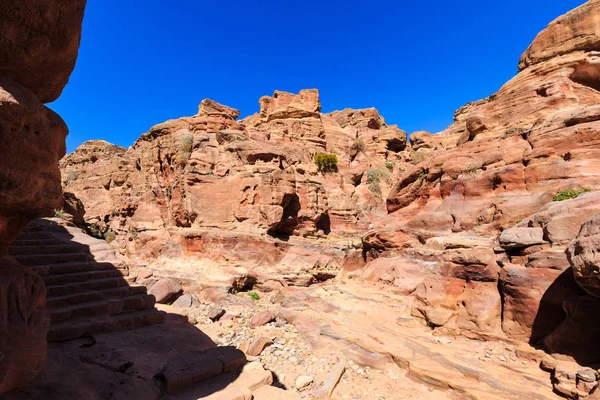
left=62, top=0, right=600, bottom=363
left=0, top=0, right=86, bottom=393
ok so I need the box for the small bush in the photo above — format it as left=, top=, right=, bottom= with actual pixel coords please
left=462, top=158, right=484, bottom=175
left=104, top=231, right=117, bottom=243
left=367, top=169, right=391, bottom=195
left=182, top=135, right=193, bottom=153
left=53, top=209, right=66, bottom=219
left=385, top=162, right=394, bottom=170
left=247, top=291, right=260, bottom=301
left=314, top=153, right=338, bottom=172
left=411, top=151, right=427, bottom=164
left=356, top=137, right=366, bottom=153
left=64, top=170, right=79, bottom=184
left=129, top=228, right=139, bottom=241
left=553, top=188, right=591, bottom=202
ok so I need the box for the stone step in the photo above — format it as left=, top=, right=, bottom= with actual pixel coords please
left=46, top=285, right=148, bottom=309
left=9, top=244, right=83, bottom=256
left=15, top=232, right=54, bottom=240
left=50, top=294, right=157, bottom=324
left=47, top=308, right=166, bottom=342
left=46, top=276, right=136, bottom=297
left=15, top=252, right=89, bottom=266
left=42, top=269, right=128, bottom=286
left=11, top=238, right=62, bottom=247
left=30, top=261, right=128, bottom=277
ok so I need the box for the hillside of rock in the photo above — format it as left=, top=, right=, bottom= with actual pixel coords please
left=60, top=89, right=413, bottom=283
left=356, top=0, right=600, bottom=369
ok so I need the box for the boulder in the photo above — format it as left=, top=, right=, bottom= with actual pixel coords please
left=250, top=311, right=275, bottom=328
left=0, top=0, right=86, bottom=102
left=567, top=213, right=600, bottom=298
left=198, top=99, right=240, bottom=120
left=147, top=278, right=183, bottom=304
left=498, top=227, right=546, bottom=249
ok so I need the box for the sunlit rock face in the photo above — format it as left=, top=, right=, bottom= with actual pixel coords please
left=0, top=0, right=86, bottom=393
left=360, top=0, right=600, bottom=343
left=60, top=88, right=412, bottom=279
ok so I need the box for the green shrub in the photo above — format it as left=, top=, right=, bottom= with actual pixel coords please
left=356, top=137, right=366, bottom=153
left=314, top=153, right=338, bottom=172
left=247, top=291, right=260, bottom=301
left=104, top=231, right=117, bottom=243
left=553, top=188, right=591, bottom=202
left=385, top=162, right=394, bottom=170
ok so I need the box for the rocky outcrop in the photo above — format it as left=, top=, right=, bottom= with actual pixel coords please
left=61, top=89, right=412, bottom=280
left=352, top=0, right=600, bottom=351
left=0, top=0, right=85, bottom=393
left=567, top=213, right=600, bottom=298
left=0, top=1, right=86, bottom=103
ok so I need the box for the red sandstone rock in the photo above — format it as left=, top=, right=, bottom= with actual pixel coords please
left=567, top=213, right=600, bottom=298
left=0, top=1, right=85, bottom=393
left=0, top=0, right=86, bottom=103
left=250, top=311, right=275, bottom=328
left=245, top=337, right=273, bottom=357
left=147, top=278, right=183, bottom=304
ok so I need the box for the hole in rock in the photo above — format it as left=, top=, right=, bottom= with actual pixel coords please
left=386, top=138, right=405, bottom=153
left=571, top=61, right=600, bottom=92
left=315, top=213, right=331, bottom=235
left=535, top=87, right=549, bottom=97
left=267, top=193, right=300, bottom=240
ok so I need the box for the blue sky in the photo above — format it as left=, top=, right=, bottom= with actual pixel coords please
left=52, top=0, right=586, bottom=153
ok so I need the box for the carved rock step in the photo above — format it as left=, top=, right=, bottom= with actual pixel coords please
left=30, top=261, right=128, bottom=277
left=14, top=231, right=54, bottom=240
left=46, top=285, right=148, bottom=309
left=48, top=308, right=166, bottom=342
left=14, top=252, right=89, bottom=266
left=46, top=276, right=136, bottom=297
left=8, top=244, right=83, bottom=256
left=10, top=238, right=62, bottom=247
left=50, top=294, right=156, bottom=324
left=42, top=268, right=128, bottom=286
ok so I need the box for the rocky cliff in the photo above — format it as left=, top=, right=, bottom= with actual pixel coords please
left=61, top=89, right=413, bottom=284
left=0, top=0, right=86, bottom=393
left=360, top=0, right=600, bottom=364
left=62, top=0, right=600, bottom=378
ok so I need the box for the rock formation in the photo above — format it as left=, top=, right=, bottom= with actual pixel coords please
left=359, top=0, right=600, bottom=361
left=58, top=1, right=600, bottom=398
left=0, top=0, right=86, bottom=393
left=60, top=89, right=410, bottom=284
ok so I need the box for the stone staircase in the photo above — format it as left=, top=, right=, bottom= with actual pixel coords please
left=9, top=218, right=165, bottom=342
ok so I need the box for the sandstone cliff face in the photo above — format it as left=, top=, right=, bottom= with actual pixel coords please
left=61, top=89, right=411, bottom=279
left=354, top=0, right=600, bottom=358
left=0, top=0, right=86, bottom=394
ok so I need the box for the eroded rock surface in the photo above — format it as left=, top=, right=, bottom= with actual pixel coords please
left=61, top=89, right=411, bottom=283
left=0, top=0, right=85, bottom=393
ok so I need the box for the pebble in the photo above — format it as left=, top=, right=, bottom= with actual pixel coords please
left=295, top=375, right=313, bottom=390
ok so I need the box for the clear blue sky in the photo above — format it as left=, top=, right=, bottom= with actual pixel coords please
left=51, top=0, right=586, bottom=153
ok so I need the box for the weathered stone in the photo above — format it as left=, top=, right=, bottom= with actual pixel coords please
left=498, top=228, right=546, bottom=249
left=208, top=307, right=226, bottom=321
left=0, top=1, right=86, bottom=103
left=567, top=213, right=600, bottom=298
left=147, top=278, right=182, bottom=304
left=250, top=311, right=275, bottom=328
